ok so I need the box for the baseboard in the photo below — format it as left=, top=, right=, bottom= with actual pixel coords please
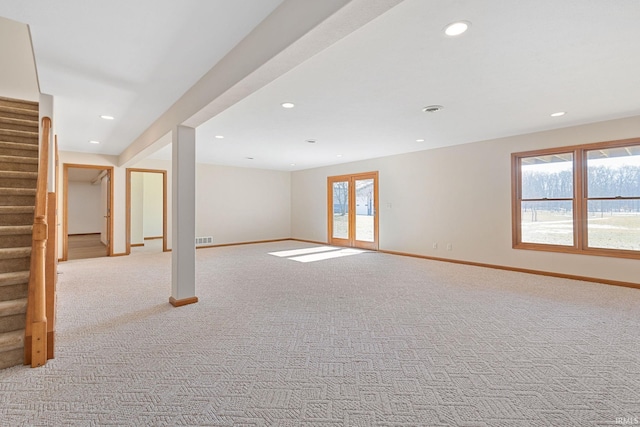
left=290, top=238, right=639, bottom=290
left=169, top=296, right=198, bottom=307
left=130, top=243, right=144, bottom=247
left=78, top=236, right=639, bottom=290
left=290, top=238, right=328, bottom=245
left=195, top=238, right=290, bottom=250
left=68, top=233, right=101, bottom=236
left=144, top=236, right=163, bottom=240
left=111, top=252, right=128, bottom=257
left=379, top=249, right=640, bottom=290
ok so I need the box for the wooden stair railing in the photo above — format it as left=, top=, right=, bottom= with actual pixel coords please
left=24, top=116, right=50, bottom=367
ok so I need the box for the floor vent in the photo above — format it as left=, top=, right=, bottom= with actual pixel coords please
left=195, top=236, right=213, bottom=246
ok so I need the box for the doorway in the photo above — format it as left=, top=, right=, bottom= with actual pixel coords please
left=62, top=164, right=114, bottom=261
left=126, top=168, right=167, bottom=254
left=327, top=171, right=378, bottom=250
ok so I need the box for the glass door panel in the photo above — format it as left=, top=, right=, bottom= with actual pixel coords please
left=332, top=181, right=349, bottom=239
left=355, top=178, right=374, bottom=242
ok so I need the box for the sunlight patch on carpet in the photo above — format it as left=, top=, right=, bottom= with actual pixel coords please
left=269, top=246, right=367, bottom=263
left=288, top=248, right=366, bottom=263
left=269, top=246, right=338, bottom=257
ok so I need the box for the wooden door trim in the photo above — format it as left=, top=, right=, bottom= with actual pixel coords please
left=355, top=171, right=379, bottom=251
left=327, top=171, right=379, bottom=250
left=125, top=168, right=168, bottom=254
left=62, top=163, right=114, bottom=261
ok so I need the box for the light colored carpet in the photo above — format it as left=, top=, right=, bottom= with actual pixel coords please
left=1, top=240, right=639, bottom=426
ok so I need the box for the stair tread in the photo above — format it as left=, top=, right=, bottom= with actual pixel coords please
left=0, top=329, right=24, bottom=351
left=0, top=155, right=38, bottom=164
left=0, top=117, right=39, bottom=127
left=0, top=247, right=31, bottom=259
left=0, top=271, right=30, bottom=287
left=0, top=96, right=38, bottom=109
left=0, top=187, right=36, bottom=195
left=0, top=225, right=32, bottom=235
left=0, top=298, right=27, bottom=316
left=0, top=128, right=38, bottom=135
left=0, top=141, right=39, bottom=150
left=0, top=108, right=37, bottom=118
left=0, top=170, right=38, bottom=178
left=0, top=206, right=34, bottom=213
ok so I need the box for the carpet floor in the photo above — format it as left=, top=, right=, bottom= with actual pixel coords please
left=1, top=240, right=639, bottom=426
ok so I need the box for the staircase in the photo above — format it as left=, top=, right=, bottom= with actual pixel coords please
left=0, top=97, right=39, bottom=369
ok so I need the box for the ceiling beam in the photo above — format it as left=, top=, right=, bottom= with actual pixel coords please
left=118, top=0, right=405, bottom=167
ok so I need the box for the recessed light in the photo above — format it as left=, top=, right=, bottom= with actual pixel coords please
left=290, top=163, right=296, bottom=166
left=245, top=157, right=254, bottom=160
left=100, top=115, right=114, bottom=120
left=550, top=111, right=566, bottom=117
left=306, top=139, right=316, bottom=144
left=423, top=105, right=444, bottom=113
left=444, top=21, right=470, bottom=36
left=89, top=140, right=100, bottom=144
left=281, top=102, right=295, bottom=109
left=215, top=135, right=224, bottom=139
left=337, top=154, right=343, bottom=158
left=416, top=139, right=425, bottom=142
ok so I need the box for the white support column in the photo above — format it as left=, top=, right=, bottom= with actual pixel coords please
left=170, top=125, right=198, bottom=307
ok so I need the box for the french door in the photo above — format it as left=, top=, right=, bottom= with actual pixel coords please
left=327, top=172, right=378, bottom=250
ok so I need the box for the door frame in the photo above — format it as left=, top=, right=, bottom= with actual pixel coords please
left=327, top=171, right=379, bottom=250
left=62, top=163, right=114, bottom=261
left=125, top=168, right=168, bottom=254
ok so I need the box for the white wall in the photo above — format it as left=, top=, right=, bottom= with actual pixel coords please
left=58, top=153, right=290, bottom=256
left=67, top=181, right=102, bottom=234
left=142, top=172, right=164, bottom=238
left=0, top=17, right=39, bottom=102
left=130, top=158, right=172, bottom=249
left=196, top=164, right=291, bottom=245
left=291, top=115, right=640, bottom=285
left=130, top=172, right=144, bottom=245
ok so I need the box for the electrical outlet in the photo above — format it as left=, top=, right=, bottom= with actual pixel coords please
left=432, top=243, right=438, bottom=249
left=446, top=243, right=452, bottom=251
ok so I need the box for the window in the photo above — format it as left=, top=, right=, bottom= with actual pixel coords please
left=512, top=138, right=640, bottom=259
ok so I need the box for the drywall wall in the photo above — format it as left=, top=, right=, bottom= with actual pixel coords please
left=130, top=172, right=144, bottom=245
left=129, top=158, right=171, bottom=249
left=291, top=115, right=640, bottom=285
left=142, top=172, right=163, bottom=238
left=195, top=164, right=291, bottom=244
left=131, top=160, right=291, bottom=246
left=58, top=152, right=290, bottom=257
left=0, top=17, right=39, bottom=101
left=67, top=181, right=102, bottom=234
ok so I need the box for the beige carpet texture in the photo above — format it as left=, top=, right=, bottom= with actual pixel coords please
left=1, top=240, right=639, bottom=426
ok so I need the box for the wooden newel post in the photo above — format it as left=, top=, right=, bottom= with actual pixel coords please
left=31, top=216, right=48, bottom=367
left=26, top=116, right=50, bottom=367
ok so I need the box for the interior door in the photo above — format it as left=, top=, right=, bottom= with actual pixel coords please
left=104, top=171, right=112, bottom=255
left=328, top=172, right=378, bottom=250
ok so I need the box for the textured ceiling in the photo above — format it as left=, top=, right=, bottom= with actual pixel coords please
left=185, top=0, right=640, bottom=170
left=0, top=0, right=284, bottom=154
left=2, top=0, right=640, bottom=171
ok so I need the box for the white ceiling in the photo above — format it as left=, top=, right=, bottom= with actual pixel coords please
left=0, top=0, right=284, bottom=154
left=2, top=0, right=640, bottom=172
